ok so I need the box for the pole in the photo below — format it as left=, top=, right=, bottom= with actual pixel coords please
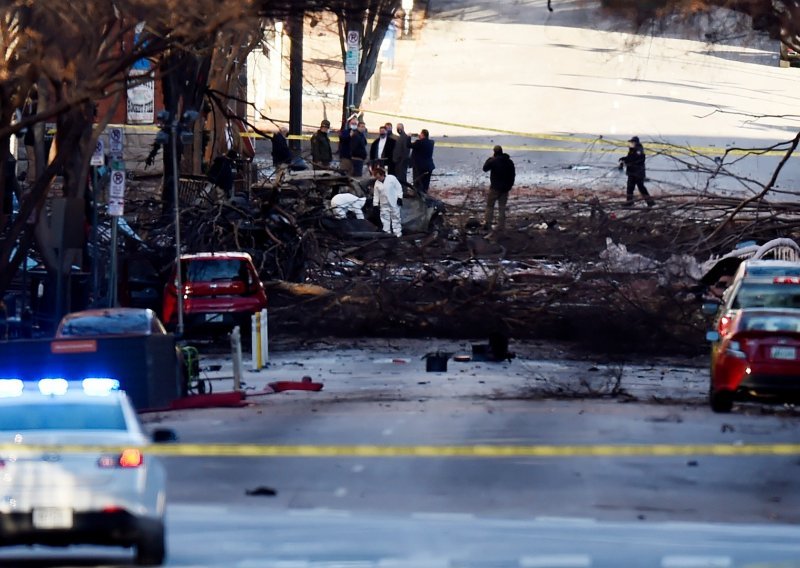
left=91, top=166, right=99, bottom=306
left=288, top=10, right=304, bottom=154
left=171, top=121, right=184, bottom=336
left=109, top=217, right=118, bottom=306
left=231, top=325, right=242, bottom=392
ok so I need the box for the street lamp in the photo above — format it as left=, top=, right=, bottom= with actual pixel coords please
left=156, top=109, right=199, bottom=337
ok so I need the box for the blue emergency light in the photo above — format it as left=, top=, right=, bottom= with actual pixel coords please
left=0, top=378, right=119, bottom=397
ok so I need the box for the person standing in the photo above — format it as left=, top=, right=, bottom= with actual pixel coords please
left=618, top=136, right=654, bottom=207
left=392, top=123, right=411, bottom=187
left=482, top=145, right=516, bottom=232
left=271, top=126, right=292, bottom=167
left=351, top=121, right=368, bottom=177
left=373, top=166, right=403, bottom=237
left=310, top=119, right=332, bottom=168
left=338, top=116, right=358, bottom=176
left=369, top=125, right=396, bottom=174
left=410, top=129, right=435, bottom=192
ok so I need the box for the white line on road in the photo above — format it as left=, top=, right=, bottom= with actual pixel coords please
left=286, top=508, right=353, bottom=518
left=411, top=511, right=476, bottom=522
left=661, top=556, right=732, bottom=568
left=533, top=516, right=598, bottom=525
left=520, top=554, right=593, bottom=567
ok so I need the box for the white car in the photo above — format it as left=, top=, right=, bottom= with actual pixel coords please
left=0, top=378, right=174, bottom=565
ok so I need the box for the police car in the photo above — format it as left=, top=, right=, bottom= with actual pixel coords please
left=0, top=378, right=174, bottom=565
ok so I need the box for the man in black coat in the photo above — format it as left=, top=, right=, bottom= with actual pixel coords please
left=482, top=145, right=515, bottom=231
left=271, top=126, right=292, bottom=167
left=410, top=129, right=435, bottom=192
left=618, top=136, right=654, bottom=207
left=369, top=125, right=396, bottom=174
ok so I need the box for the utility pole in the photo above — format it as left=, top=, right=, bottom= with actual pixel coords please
left=288, top=10, right=304, bottom=154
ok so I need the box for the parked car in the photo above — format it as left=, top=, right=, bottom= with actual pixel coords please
left=705, top=260, right=800, bottom=334
left=0, top=378, right=176, bottom=565
left=162, top=252, right=267, bottom=335
left=707, top=309, right=800, bottom=412
left=55, top=308, right=167, bottom=338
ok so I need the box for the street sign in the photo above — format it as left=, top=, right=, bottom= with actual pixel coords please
left=90, top=139, right=105, bottom=166
left=108, top=162, right=126, bottom=217
left=345, top=30, right=360, bottom=84
left=108, top=127, right=124, bottom=157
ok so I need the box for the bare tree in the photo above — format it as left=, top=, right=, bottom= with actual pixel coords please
left=335, top=0, right=401, bottom=121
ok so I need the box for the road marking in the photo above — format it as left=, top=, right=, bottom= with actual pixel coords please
left=5, top=443, right=800, bottom=458
left=287, top=508, right=353, bottom=518
left=520, top=554, right=592, bottom=567
left=661, top=556, right=732, bottom=568
left=411, top=512, right=476, bottom=522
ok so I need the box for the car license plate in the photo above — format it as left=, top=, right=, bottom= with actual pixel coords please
left=771, top=346, right=797, bottom=360
left=32, top=508, right=73, bottom=529
left=204, top=313, right=223, bottom=323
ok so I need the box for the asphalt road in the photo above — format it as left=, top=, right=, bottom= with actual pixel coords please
left=3, top=340, right=800, bottom=566
left=386, top=0, right=800, bottom=196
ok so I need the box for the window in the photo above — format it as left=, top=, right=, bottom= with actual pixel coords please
left=0, top=403, right=127, bottom=431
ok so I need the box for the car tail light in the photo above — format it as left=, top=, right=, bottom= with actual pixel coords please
left=774, top=276, right=800, bottom=284
left=98, top=449, right=144, bottom=469
left=717, top=315, right=732, bottom=335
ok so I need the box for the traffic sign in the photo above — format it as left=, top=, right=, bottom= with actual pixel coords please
left=346, top=30, right=360, bottom=84
left=108, top=127, right=124, bottom=157
left=90, top=139, right=105, bottom=166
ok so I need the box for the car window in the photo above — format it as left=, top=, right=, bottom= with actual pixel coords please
left=732, top=284, right=800, bottom=310
left=0, top=402, right=127, bottom=431
left=183, top=259, right=249, bottom=282
left=59, top=312, right=150, bottom=336
left=744, top=265, right=800, bottom=277
left=742, top=315, right=800, bottom=332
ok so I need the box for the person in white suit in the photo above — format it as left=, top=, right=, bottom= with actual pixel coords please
left=330, top=181, right=367, bottom=219
left=372, top=166, right=403, bottom=237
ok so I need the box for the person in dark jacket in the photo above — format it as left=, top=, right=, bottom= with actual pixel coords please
left=410, top=129, right=435, bottom=192
left=482, top=145, right=516, bottom=231
left=271, top=126, right=292, bottom=167
left=351, top=121, right=368, bottom=177
left=392, top=123, right=411, bottom=187
left=618, top=136, right=654, bottom=207
left=369, top=125, right=397, bottom=174
left=310, top=119, right=333, bottom=168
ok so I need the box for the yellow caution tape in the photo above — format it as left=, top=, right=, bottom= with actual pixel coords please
left=99, top=121, right=795, bottom=157
left=2, top=443, right=800, bottom=458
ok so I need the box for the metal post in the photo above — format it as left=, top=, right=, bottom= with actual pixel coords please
left=171, top=121, right=184, bottom=336
left=109, top=217, right=118, bottom=306
left=231, top=326, right=242, bottom=392
left=288, top=10, right=304, bottom=154
left=91, top=166, right=99, bottom=306
left=250, top=313, right=258, bottom=371
left=260, top=308, right=269, bottom=365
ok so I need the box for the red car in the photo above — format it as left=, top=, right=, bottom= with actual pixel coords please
left=162, top=252, right=267, bottom=334
left=708, top=308, right=800, bottom=412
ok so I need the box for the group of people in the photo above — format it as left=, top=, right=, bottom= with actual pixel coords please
left=304, top=117, right=435, bottom=194
left=272, top=120, right=655, bottom=238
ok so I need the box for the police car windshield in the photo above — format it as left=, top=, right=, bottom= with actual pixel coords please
left=0, top=403, right=127, bottom=431
left=732, top=283, right=800, bottom=310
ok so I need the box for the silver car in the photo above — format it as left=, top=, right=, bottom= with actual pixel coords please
left=0, top=379, right=174, bottom=565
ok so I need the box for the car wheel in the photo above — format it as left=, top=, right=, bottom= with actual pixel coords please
left=135, top=519, right=166, bottom=566
left=709, top=389, right=734, bottom=413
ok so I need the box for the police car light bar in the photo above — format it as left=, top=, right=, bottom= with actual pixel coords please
left=0, top=379, right=24, bottom=397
